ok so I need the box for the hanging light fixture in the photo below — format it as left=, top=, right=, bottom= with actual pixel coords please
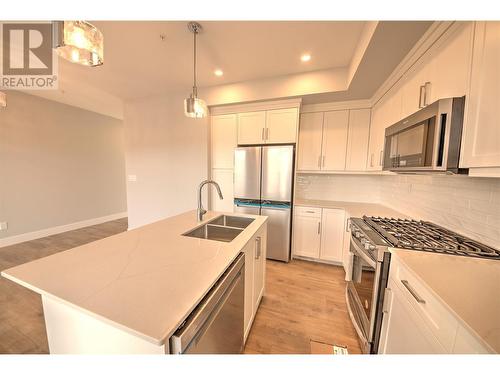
left=53, top=21, right=104, bottom=67
left=184, top=22, right=207, bottom=118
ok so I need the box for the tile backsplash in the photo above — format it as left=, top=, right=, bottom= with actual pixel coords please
left=295, top=174, right=381, bottom=203
left=296, top=173, right=500, bottom=248
left=380, top=174, right=500, bottom=249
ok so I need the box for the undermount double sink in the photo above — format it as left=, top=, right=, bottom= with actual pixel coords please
left=183, top=215, right=255, bottom=242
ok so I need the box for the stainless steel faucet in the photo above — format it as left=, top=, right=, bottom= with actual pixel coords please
left=197, top=180, right=224, bottom=221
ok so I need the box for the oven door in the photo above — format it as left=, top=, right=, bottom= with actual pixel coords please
left=346, top=236, right=382, bottom=354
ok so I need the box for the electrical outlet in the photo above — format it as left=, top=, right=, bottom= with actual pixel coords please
left=0, top=222, right=8, bottom=231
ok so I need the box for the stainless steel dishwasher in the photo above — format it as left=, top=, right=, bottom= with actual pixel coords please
left=169, top=253, right=245, bottom=354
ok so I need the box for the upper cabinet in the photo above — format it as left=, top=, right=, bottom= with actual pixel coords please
left=265, top=108, right=299, bottom=144
left=400, top=23, right=473, bottom=119
left=322, top=110, right=349, bottom=171
left=297, top=112, right=324, bottom=171
left=297, top=108, right=369, bottom=172
left=346, top=109, right=371, bottom=171
left=211, top=114, right=237, bottom=169
left=237, top=108, right=298, bottom=145
left=461, top=21, right=500, bottom=172
left=237, top=111, right=267, bottom=145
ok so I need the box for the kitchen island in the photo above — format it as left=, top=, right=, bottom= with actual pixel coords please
left=1, top=210, right=267, bottom=354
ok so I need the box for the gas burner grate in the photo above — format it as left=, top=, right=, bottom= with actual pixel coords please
left=363, top=216, right=500, bottom=260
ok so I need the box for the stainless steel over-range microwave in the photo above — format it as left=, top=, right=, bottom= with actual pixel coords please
left=383, top=96, right=466, bottom=174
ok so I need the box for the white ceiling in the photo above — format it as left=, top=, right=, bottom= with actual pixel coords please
left=58, top=21, right=367, bottom=100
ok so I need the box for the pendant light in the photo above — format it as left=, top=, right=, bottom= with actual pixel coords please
left=53, top=21, right=104, bottom=67
left=184, top=22, right=208, bottom=118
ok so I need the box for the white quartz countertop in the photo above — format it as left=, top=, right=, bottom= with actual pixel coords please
left=294, top=199, right=410, bottom=219
left=391, top=249, right=500, bottom=353
left=1, top=210, right=267, bottom=346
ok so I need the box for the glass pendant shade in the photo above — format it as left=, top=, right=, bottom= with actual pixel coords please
left=184, top=94, right=208, bottom=118
left=54, top=21, right=103, bottom=67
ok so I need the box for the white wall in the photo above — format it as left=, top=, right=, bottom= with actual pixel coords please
left=0, top=91, right=127, bottom=241
left=123, top=93, right=208, bottom=229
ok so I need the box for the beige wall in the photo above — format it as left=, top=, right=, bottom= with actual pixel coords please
left=0, top=91, right=127, bottom=239
left=123, top=93, right=208, bottom=229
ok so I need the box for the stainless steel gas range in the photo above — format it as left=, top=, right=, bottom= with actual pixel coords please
left=346, top=216, right=500, bottom=354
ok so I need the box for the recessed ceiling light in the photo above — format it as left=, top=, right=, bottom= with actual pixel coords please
left=214, top=69, right=223, bottom=77
left=301, top=54, right=311, bottom=62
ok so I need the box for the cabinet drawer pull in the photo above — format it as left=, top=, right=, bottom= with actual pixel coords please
left=401, top=280, right=426, bottom=304
left=305, top=210, right=315, bottom=214
left=255, top=236, right=261, bottom=259
left=317, top=222, right=321, bottom=234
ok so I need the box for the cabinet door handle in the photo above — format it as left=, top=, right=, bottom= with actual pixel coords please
left=418, top=85, right=426, bottom=108
left=379, top=150, right=383, bottom=166
left=423, top=82, right=431, bottom=106
left=322, top=155, right=325, bottom=167
left=317, top=155, right=322, bottom=169
left=255, top=236, right=261, bottom=259
left=265, top=128, right=269, bottom=140
left=345, top=217, right=350, bottom=232
left=370, top=153, right=374, bottom=167
left=401, top=280, right=426, bottom=304
left=317, top=222, right=321, bottom=234
left=261, top=128, right=265, bottom=141
left=305, top=210, right=315, bottom=214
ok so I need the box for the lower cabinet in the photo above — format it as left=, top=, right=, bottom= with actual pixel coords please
left=379, top=254, right=492, bottom=354
left=292, top=206, right=346, bottom=264
left=243, top=223, right=267, bottom=342
left=378, top=279, right=447, bottom=354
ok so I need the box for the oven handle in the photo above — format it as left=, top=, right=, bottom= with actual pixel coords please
left=350, top=236, right=377, bottom=268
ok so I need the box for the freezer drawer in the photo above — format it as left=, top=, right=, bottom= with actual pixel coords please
left=261, top=204, right=291, bottom=262
left=261, top=145, right=294, bottom=202
left=234, top=147, right=261, bottom=200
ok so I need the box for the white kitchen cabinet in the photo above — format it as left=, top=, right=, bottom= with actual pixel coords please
left=293, top=206, right=346, bottom=264
left=378, top=279, right=447, bottom=354
left=297, top=109, right=368, bottom=172
left=426, top=22, right=473, bottom=103
left=237, top=111, right=266, bottom=145
left=211, top=114, right=237, bottom=169
left=297, top=112, right=324, bottom=171
left=266, top=107, right=298, bottom=144
left=400, top=22, right=472, bottom=119
left=461, top=21, right=500, bottom=170
left=319, top=208, right=345, bottom=263
left=292, top=213, right=321, bottom=259
left=243, top=239, right=255, bottom=340
left=345, top=109, right=370, bottom=171
left=210, top=169, right=234, bottom=213
left=322, top=110, right=349, bottom=171
left=243, top=224, right=267, bottom=342
left=252, top=225, right=267, bottom=312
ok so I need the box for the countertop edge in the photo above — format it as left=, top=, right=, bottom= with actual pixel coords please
left=390, top=249, right=497, bottom=353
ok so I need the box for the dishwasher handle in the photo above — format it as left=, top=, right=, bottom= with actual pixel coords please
left=170, top=253, right=245, bottom=352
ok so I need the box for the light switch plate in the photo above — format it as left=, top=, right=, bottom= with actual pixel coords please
left=0, top=222, right=8, bottom=231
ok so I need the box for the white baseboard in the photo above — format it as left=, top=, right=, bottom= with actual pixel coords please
left=0, top=212, right=128, bottom=249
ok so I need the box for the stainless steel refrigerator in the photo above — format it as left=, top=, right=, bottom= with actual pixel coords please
left=233, top=145, right=294, bottom=262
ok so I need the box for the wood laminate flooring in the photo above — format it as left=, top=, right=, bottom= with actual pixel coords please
left=244, top=259, right=362, bottom=354
left=0, top=218, right=361, bottom=354
left=0, top=218, right=128, bottom=354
